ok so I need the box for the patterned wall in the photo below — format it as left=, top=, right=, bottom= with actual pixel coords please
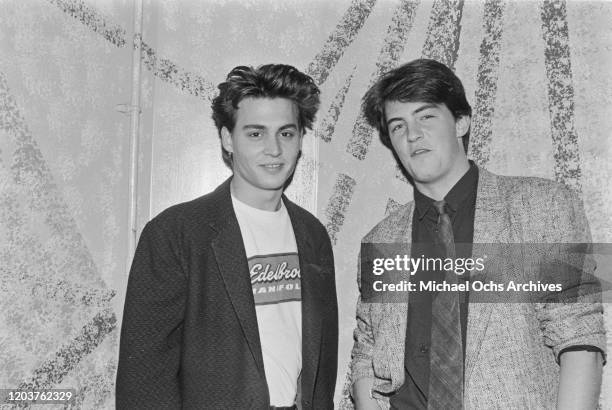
left=0, top=0, right=133, bottom=407
left=1, top=0, right=610, bottom=408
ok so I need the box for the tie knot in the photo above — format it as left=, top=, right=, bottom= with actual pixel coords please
left=433, top=200, right=447, bottom=216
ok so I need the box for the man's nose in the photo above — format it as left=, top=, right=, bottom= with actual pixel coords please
left=407, top=123, right=424, bottom=142
left=264, top=134, right=281, bottom=156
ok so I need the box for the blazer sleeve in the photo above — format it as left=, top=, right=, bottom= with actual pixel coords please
left=348, top=245, right=377, bottom=386
left=533, top=186, right=607, bottom=363
left=116, top=218, right=187, bottom=409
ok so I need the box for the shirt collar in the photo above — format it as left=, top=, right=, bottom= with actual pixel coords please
left=414, top=161, right=479, bottom=220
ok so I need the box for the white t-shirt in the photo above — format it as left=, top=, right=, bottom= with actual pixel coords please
left=232, top=195, right=302, bottom=407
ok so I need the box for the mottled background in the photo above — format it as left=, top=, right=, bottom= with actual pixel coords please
left=0, top=0, right=610, bottom=408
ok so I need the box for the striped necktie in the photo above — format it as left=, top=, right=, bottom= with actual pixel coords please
left=428, top=200, right=463, bottom=410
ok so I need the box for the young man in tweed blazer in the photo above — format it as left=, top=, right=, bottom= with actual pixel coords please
left=117, top=64, right=337, bottom=410
left=346, top=59, right=605, bottom=409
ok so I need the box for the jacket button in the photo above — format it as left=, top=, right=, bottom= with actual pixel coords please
left=419, top=344, right=429, bottom=353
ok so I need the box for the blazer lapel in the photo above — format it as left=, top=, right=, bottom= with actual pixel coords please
left=284, top=200, right=322, bottom=402
left=465, top=169, right=514, bottom=385
left=210, top=183, right=266, bottom=376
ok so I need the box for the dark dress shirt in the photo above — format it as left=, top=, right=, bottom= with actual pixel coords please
left=390, top=162, right=478, bottom=410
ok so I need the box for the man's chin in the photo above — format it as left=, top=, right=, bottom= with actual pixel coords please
left=258, top=171, right=296, bottom=189
left=407, top=170, right=437, bottom=184
left=257, top=177, right=291, bottom=192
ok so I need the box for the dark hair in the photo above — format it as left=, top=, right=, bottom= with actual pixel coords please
left=211, top=64, right=320, bottom=166
left=362, top=59, right=472, bottom=152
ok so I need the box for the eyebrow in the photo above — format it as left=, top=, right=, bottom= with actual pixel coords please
left=279, top=124, right=298, bottom=130
left=242, top=124, right=266, bottom=130
left=386, top=117, right=403, bottom=126
left=386, top=103, right=439, bottom=126
left=241, top=123, right=298, bottom=130
left=413, top=103, right=439, bottom=114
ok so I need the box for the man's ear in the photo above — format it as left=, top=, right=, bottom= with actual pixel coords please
left=221, top=127, right=233, bottom=153
left=456, top=115, right=471, bottom=138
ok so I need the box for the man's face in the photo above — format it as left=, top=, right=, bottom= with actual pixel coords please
left=384, top=100, right=470, bottom=194
left=221, top=97, right=302, bottom=204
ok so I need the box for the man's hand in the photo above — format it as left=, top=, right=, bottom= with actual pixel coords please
left=557, top=350, right=603, bottom=409
left=352, top=378, right=381, bottom=410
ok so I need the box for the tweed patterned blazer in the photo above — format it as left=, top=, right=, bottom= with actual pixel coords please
left=342, top=168, right=606, bottom=409
left=117, top=178, right=338, bottom=410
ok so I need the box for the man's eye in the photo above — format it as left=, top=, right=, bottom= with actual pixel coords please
left=391, top=123, right=404, bottom=133
left=421, top=114, right=435, bottom=120
left=281, top=131, right=295, bottom=138
left=249, top=132, right=261, bottom=138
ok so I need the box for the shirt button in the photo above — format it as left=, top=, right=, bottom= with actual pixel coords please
left=419, top=344, right=429, bottom=353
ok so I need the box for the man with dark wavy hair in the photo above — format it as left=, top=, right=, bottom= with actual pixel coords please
left=117, top=64, right=337, bottom=410
left=345, top=59, right=605, bottom=409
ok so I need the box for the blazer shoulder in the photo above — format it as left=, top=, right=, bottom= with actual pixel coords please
left=362, top=201, right=413, bottom=243
left=146, top=182, right=231, bottom=239
left=489, top=172, right=590, bottom=241
left=494, top=173, right=581, bottom=205
left=149, top=193, right=206, bottom=226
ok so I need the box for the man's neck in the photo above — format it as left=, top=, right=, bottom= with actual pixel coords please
left=415, top=159, right=471, bottom=201
left=230, top=179, right=283, bottom=211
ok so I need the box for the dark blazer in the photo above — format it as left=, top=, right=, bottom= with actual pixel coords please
left=116, top=178, right=338, bottom=409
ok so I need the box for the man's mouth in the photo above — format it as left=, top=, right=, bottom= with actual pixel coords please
left=411, top=149, right=430, bottom=157
left=261, top=163, right=283, bottom=169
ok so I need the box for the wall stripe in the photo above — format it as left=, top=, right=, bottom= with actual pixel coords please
left=31, top=279, right=116, bottom=308
left=48, top=0, right=217, bottom=102
left=421, top=0, right=465, bottom=69
left=47, top=0, right=126, bottom=47
left=1, top=71, right=116, bottom=390
left=306, top=0, right=378, bottom=86
left=141, top=41, right=217, bottom=102
left=469, top=0, right=506, bottom=166
left=324, top=173, right=357, bottom=244
left=346, top=0, right=421, bottom=160
left=0, top=72, right=105, bottom=288
left=540, top=0, right=582, bottom=192
left=316, top=67, right=356, bottom=143
left=385, top=197, right=403, bottom=216
left=18, top=308, right=116, bottom=390
left=0, top=242, right=115, bottom=307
